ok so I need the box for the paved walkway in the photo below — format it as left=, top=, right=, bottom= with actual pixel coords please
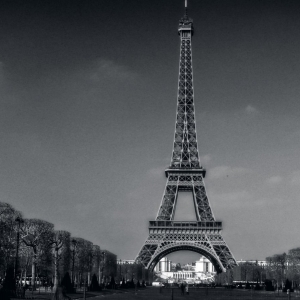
left=12, top=287, right=300, bottom=300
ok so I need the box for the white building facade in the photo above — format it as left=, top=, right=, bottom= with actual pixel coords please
left=154, top=257, right=172, bottom=272
left=154, top=256, right=216, bottom=283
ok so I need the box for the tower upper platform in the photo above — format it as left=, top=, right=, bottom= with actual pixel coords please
left=178, top=16, right=194, bottom=35
left=178, top=1, right=194, bottom=35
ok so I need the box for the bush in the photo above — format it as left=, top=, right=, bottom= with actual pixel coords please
left=90, top=274, right=101, bottom=291
left=254, top=283, right=261, bottom=290
left=61, top=272, right=73, bottom=293
left=126, top=279, right=134, bottom=289
left=110, top=276, right=116, bottom=289
left=265, top=279, right=274, bottom=291
left=283, top=279, right=294, bottom=293
left=2, top=267, right=16, bottom=297
left=0, top=287, right=10, bottom=300
left=121, top=278, right=126, bottom=288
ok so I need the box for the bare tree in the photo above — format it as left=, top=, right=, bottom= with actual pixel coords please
left=0, top=202, right=22, bottom=276
left=252, top=261, right=264, bottom=283
left=18, top=242, right=33, bottom=285
left=92, top=245, right=101, bottom=282
left=49, top=230, right=70, bottom=292
left=266, top=253, right=287, bottom=289
left=287, top=248, right=300, bottom=286
left=20, top=219, right=54, bottom=287
left=72, top=238, right=93, bottom=286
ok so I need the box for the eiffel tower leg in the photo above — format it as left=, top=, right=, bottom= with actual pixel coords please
left=135, top=237, right=158, bottom=269
left=192, top=176, right=215, bottom=221
left=156, top=175, right=179, bottom=221
left=207, top=233, right=237, bottom=270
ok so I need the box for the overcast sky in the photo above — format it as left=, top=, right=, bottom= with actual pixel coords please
left=1, top=0, right=300, bottom=264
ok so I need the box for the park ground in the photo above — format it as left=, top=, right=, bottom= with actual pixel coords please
left=11, top=287, right=300, bottom=300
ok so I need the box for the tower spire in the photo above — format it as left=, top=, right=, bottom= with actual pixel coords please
left=184, top=0, right=188, bottom=18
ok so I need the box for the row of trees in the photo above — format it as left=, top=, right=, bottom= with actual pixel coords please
left=216, top=248, right=300, bottom=289
left=117, top=262, right=152, bottom=283
left=0, top=202, right=117, bottom=293
left=265, top=248, right=300, bottom=288
left=234, top=249, right=300, bottom=288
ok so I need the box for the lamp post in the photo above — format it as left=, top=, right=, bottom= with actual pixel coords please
left=14, top=216, right=24, bottom=281
left=119, top=259, right=122, bottom=284
left=71, top=239, right=77, bottom=287
left=88, top=252, right=93, bottom=286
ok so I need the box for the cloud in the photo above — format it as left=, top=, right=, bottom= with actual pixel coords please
left=245, top=105, right=258, bottom=114
left=147, top=167, right=165, bottom=177
left=201, top=154, right=212, bottom=165
left=208, top=165, right=249, bottom=179
left=266, top=176, right=283, bottom=184
left=90, top=58, right=138, bottom=82
left=74, top=203, right=94, bottom=218
left=210, top=190, right=252, bottom=206
left=290, top=171, right=300, bottom=186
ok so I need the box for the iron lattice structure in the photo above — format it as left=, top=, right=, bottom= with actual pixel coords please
left=136, top=3, right=237, bottom=273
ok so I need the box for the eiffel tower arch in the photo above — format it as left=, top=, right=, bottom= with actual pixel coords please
left=136, top=1, right=237, bottom=273
left=143, top=232, right=234, bottom=274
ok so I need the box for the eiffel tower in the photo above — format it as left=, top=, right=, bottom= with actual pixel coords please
left=135, top=0, right=237, bottom=273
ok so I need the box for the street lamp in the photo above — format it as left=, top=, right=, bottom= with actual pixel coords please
left=119, top=259, right=122, bottom=284
left=14, top=216, right=24, bottom=281
left=71, top=239, right=77, bottom=286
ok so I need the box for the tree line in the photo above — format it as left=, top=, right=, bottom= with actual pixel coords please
left=0, top=201, right=117, bottom=293
left=216, top=248, right=300, bottom=290
left=265, top=249, right=300, bottom=289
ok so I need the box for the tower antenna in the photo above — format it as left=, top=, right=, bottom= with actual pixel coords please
left=184, top=0, right=188, bottom=18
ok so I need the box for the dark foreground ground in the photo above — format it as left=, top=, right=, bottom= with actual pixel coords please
left=11, top=287, right=300, bottom=300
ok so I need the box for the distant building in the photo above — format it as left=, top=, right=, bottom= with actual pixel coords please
left=236, top=260, right=266, bottom=266
left=117, top=259, right=135, bottom=265
left=154, top=257, right=172, bottom=272
left=195, top=256, right=215, bottom=273
left=154, top=256, right=216, bottom=283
